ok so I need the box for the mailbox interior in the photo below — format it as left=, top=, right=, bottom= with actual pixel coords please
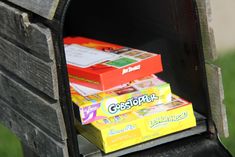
left=64, top=0, right=210, bottom=117
left=63, top=0, right=216, bottom=156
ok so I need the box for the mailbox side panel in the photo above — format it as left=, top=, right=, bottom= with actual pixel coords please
left=0, top=1, right=70, bottom=157
left=195, top=0, right=229, bottom=137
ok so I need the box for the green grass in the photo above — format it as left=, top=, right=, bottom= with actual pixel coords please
left=0, top=124, right=23, bottom=157
left=216, top=51, right=235, bottom=156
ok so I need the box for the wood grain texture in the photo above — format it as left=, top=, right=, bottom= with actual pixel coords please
left=0, top=98, right=69, bottom=157
left=0, top=36, right=58, bottom=99
left=0, top=2, right=55, bottom=61
left=196, top=0, right=228, bottom=137
left=196, top=0, right=217, bottom=61
left=0, top=70, right=67, bottom=140
left=206, top=63, right=229, bottom=137
left=6, top=0, right=60, bottom=20
left=21, top=142, right=40, bottom=157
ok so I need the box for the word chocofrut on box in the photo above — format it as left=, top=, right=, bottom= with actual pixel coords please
left=64, top=37, right=163, bottom=90
left=71, top=75, right=171, bottom=124
left=76, top=95, right=197, bottom=153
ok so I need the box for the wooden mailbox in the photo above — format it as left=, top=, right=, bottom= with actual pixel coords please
left=0, top=0, right=231, bottom=156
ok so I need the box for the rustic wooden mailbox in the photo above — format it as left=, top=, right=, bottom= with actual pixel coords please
left=0, top=0, right=232, bottom=157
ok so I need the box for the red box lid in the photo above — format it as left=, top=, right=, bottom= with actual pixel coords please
left=64, top=37, right=163, bottom=90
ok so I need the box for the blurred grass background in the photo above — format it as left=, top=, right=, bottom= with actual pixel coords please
left=216, top=50, right=235, bottom=156
left=0, top=124, right=23, bottom=157
left=0, top=51, right=234, bottom=156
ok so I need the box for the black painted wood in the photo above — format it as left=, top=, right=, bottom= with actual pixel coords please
left=21, top=142, right=39, bottom=157
left=0, top=36, right=59, bottom=99
left=0, top=98, right=68, bottom=157
left=0, top=70, right=67, bottom=140
left=0, top=2, right=56, bottom=62
left=6, top=0, right=59, bottom=20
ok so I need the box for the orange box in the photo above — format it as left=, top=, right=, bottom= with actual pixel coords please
left=64, top=37, right=163, bottom=90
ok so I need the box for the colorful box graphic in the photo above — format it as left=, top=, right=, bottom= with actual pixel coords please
left=76, top=95, right=197, bottom=153
left=64, top=37, right=163, bottom=90
left=71, top=75, right=172, bottom=124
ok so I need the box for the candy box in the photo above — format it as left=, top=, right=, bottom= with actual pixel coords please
left=71, top=75, right=172, bottom=124
left=64, top=37, right=163, bottom=90
left=76, top=95, right=196, bottom=153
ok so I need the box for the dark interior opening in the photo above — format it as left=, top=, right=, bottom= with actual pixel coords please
left=64, top=0, right=209, bottom=117
left=60, top=1, right=235, bottom=156
left=61, top=0, right=217, bottom=156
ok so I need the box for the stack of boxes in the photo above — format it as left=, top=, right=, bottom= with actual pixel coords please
left=64, top=37, right=196, bottom=153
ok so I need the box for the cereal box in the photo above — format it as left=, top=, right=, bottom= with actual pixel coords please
left=71, top=75, right=171, bottom=124
left=76, top=95, right=196, bottom=153
left=64, top=37, right=163, bottom=90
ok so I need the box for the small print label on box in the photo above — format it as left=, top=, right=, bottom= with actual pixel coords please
left=135, top=52, right=155, bottom=59
left=65, top=44, right=118, bottom=68
left=105, top=57, right=138, bottom=68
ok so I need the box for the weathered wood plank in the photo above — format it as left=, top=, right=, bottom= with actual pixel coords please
left=0, top=2, right=55, bottom=61
left=0, top=98, right=69, bottom=157
left=206, top=63, right=229, bottom=137
left=0, top=70, right=67, bottom=140
left=196, top=0, right=228, bottom=137
left=6, top=0, right=60, bottom=20
left=21, top=142, right=39, bottom=157
left=0, top=36, right=58, bottom=99
left=196, top=0, right=218, bottom=61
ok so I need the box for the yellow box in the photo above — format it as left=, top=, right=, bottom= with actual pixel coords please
left=76, top=95, right=197, bottom=153
left=71, top=75, right=172, bottom=124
